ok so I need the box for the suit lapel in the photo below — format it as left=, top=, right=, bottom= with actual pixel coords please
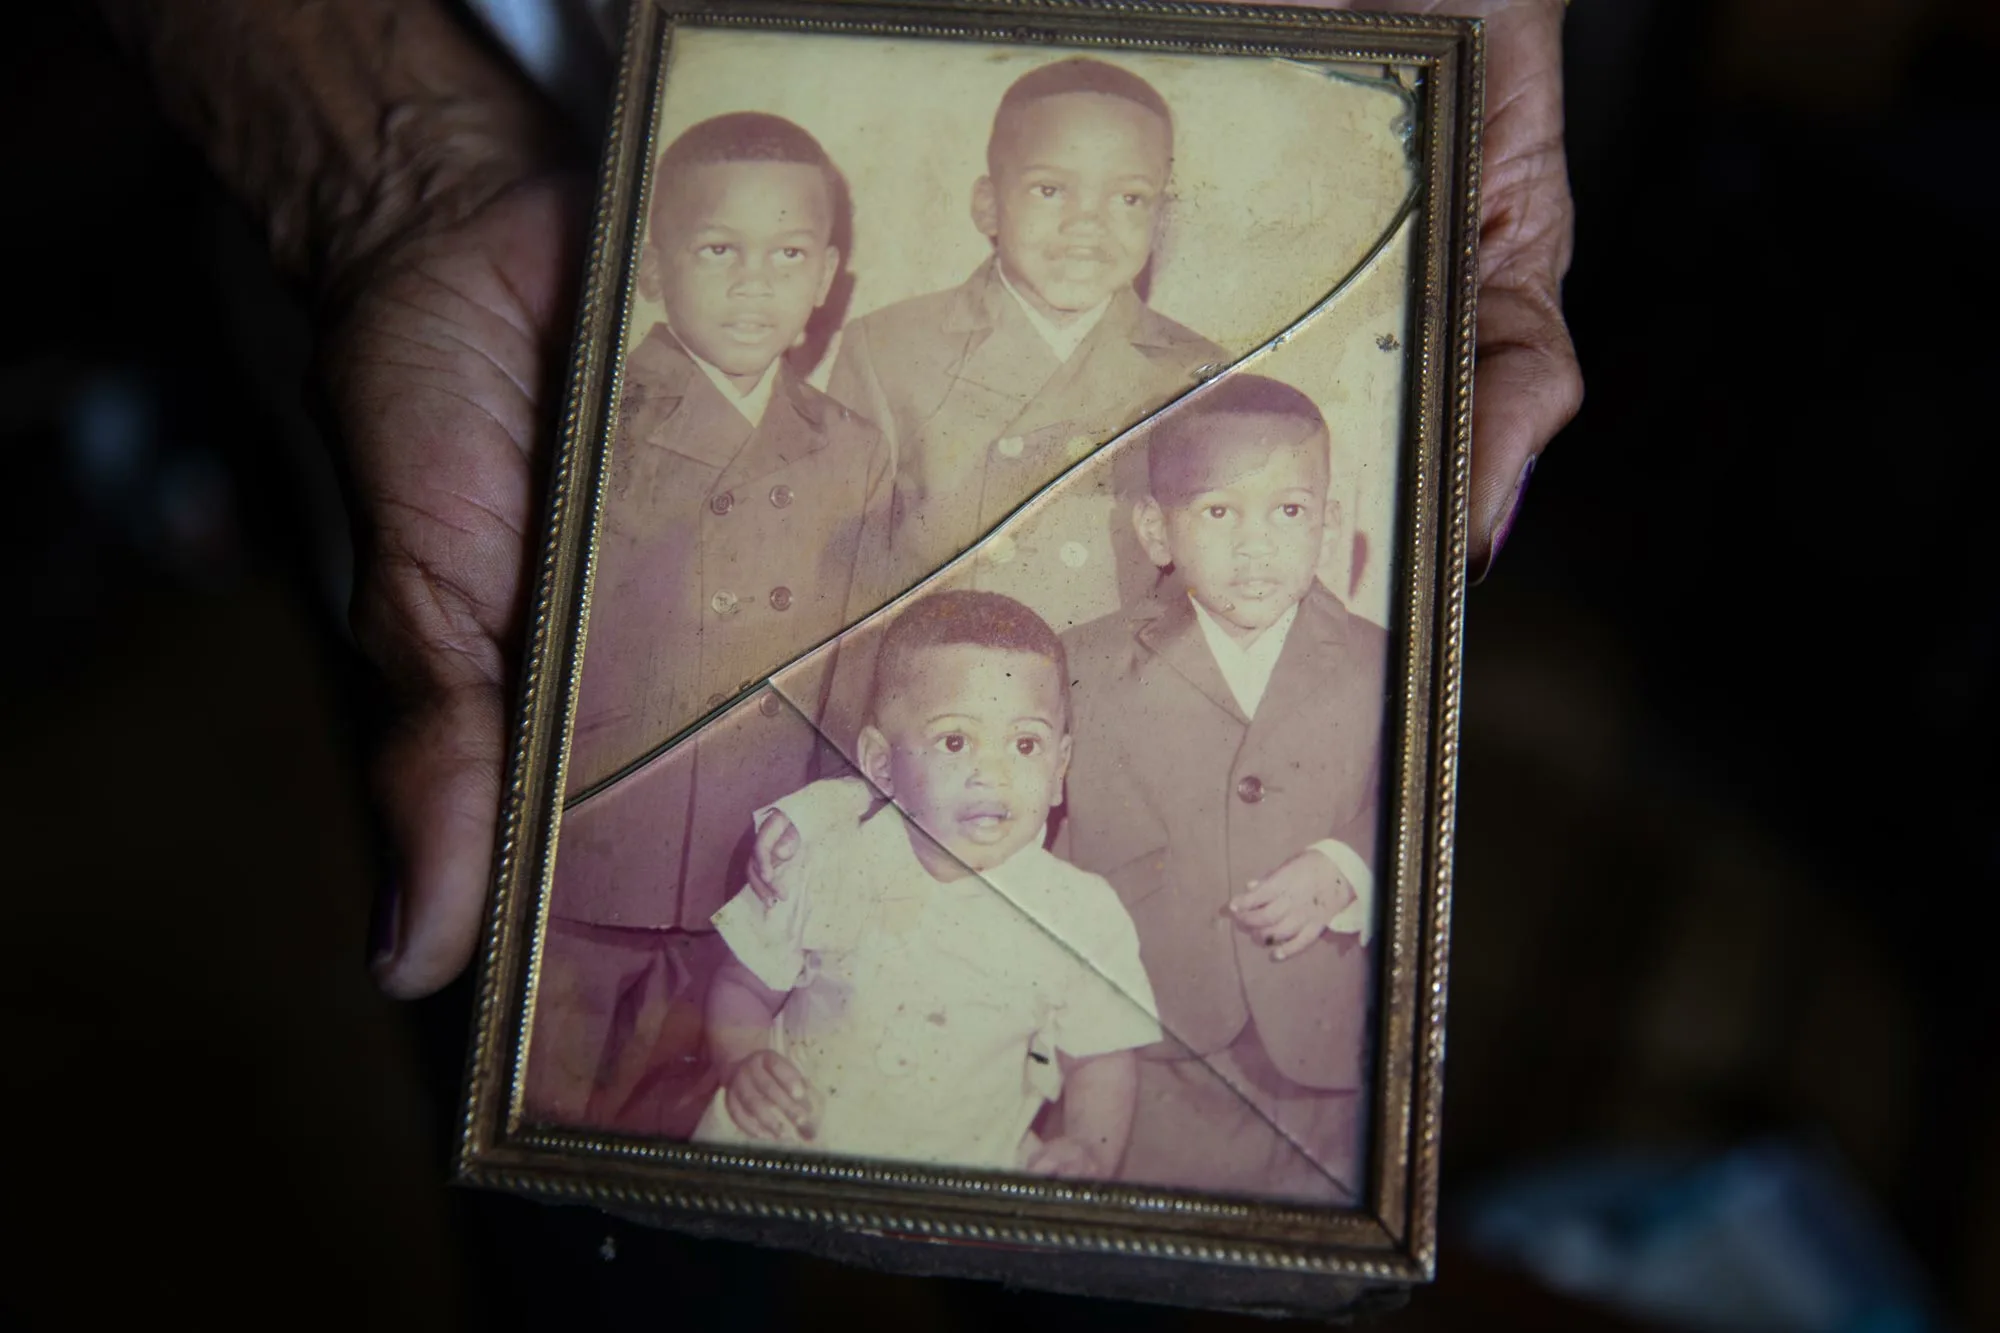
left=714, top=363, right=828, bottom=495
left=1134, top=590, right=1251, bottom=727
left=619, top=327, right=755, bottom=474
left=1002, top=288, right=1175, bottom=444
left=1245, top=585, right=1351, bottom=745
left=939, top=260, right=1064, bottom=426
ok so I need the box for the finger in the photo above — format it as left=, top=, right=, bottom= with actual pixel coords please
left=1270, top=918, right=1324, bottom=961
left=727, top=1084, right=784, bottom=1140
left=749, top=1062, right=814, bottom=1134
left=771, top=821, right=800, bottom=865
left=766, top=1053, right=811, bottom=1104
left=370, top=681, right=508, bottom=999
left=1467, top=284, right=1583, bottom=577
left=1228, top=878, right=1284, bottom=914
left=1256, top=917, right=1306, bottom=952
left=738, top=1075, right=795, bottom=1140
left=1272, top=933, right=1321, bottom=962
left=1233, top=895, right=1296, bottom=930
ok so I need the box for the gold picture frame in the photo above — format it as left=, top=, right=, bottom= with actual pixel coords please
left=458, top=0, right=1481, bottom=1315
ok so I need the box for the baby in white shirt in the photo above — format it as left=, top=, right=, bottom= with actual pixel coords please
left=694, top=591, right=1161, bottom=1178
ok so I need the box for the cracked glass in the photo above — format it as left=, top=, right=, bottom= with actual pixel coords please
left=523, top=23, right=1422, bottom=1210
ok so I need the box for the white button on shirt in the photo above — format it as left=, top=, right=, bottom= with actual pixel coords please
left=1188, top=595, right=1374, bottom=944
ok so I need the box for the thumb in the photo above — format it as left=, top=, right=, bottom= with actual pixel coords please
left=1467, top=284, right=1583, bottom=578
left=370, top=680, right=507, bottom=998
left=773, top=822, right=800, bottom=863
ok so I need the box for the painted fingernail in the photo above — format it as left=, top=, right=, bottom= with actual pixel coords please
left=368, top=875, right=403, bottom=971
left=1473, top=455, right=1536, bottom=585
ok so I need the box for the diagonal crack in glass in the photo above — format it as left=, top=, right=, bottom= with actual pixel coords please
left=557, top=174, right=1424, bottom=1198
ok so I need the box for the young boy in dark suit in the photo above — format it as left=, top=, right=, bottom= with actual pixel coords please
left=1060, top=373, right=1384, bottom=1203
left=526, top=112, right=893, bottom=1127
left=828, top=57, right=1224, bottom=634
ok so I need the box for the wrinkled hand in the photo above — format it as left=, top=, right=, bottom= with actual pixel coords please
left=1286, top=0, right=1582, bottom=571
left=1228, top=849, right=1358, bottom=962
left=348, top=0, right=1577, bottom=1000
left=724, top=1049, right=821, bottom=1142
left=746, top=809, right=801, bottom=907
left=1025, top=1136, right=1114, bottom=1180
left=327, top=173, right=588, bottom=998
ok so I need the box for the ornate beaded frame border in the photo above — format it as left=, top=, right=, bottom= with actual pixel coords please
left=458, top=0, right=1480, bottom=1302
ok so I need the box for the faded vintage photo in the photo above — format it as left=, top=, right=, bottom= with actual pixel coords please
left=519, top=19, right=1422, bottom=1211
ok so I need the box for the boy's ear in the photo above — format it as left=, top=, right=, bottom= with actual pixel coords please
left=637, top=243, right=663, bottom=303
left=856, top=723, right=894, bottom=795
left=1052, top=732, right=1074, bottom=802
left=1132, top=497, right=1174, bottom=569
left=1315, top=495, right=1346, bottom=575
left=971, top=176, right=1000, bottom=240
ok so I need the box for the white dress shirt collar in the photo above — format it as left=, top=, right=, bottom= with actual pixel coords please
left=1188, top=594, right=1301, bottom=719
left=996, top=262, right=1111, bottom=363
left=674, top=330, right=783, bottom=428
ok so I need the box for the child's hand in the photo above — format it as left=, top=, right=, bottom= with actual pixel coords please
left=1024, top=1136, right=1113, bottom=1180
left=745, top=810, right=800, bottom=906
left=723, top=1050, right=819, bottom=1142
left=1228, top=850, right=1359, bottom=962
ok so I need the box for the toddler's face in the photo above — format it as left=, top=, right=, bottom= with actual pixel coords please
left=1140, top=419, right=1332, bottom=646
left=862, top=644, right=1071, bottom=878
left=651, top=160, right=837, bottom=383
left=976, top=92, right=1169, bottom=319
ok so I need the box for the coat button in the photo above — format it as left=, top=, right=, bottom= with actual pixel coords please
left=705, top=693, right=728, bottom=710
left=1236, top=775, right=1264, bottom=804
left=768, top=484, right=793, bottom=509
left=995, top=435, right=1025, bottom=458
left=769, top=586, right=793, bottom=611
left=710, top=491, right=734, bottom=516
left=759, top=691, right=784, bottom=718
left=1059, top=540, right=1089, bottom=569
left=710, top=589, right=739, bottom=617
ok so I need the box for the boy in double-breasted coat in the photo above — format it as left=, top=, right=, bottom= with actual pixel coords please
left=525, top=112, right=893, bottom=1127
left=827, top=57, right=1224, bottom=635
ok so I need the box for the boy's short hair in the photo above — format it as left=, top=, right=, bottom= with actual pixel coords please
left=651, top=111, right=845, bottom=241
left=867, top=590, right=1071, bottom=728
left=986, top=58, right=1175, bottom=177
left=1146, top=374, right=1330, bottom=508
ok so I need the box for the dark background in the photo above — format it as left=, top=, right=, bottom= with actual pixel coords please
left=3, top=1, right=1993, bottom=1327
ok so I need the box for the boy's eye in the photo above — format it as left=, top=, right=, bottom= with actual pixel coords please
left=1014, top=737, right=1042, bottom=757
left=1121, top=193, right=1148, bottom=208
left=937, top=734, right=967, bottom=754
left=1280, top=504, right=1305, bottom=519
left=1032, top=183, right=1061, bottom=199
left=778, top=247, right=806, bottom=261
left=1205, top=504, right=1231, bottom=520
left=700, top=244, right=732, bottom=258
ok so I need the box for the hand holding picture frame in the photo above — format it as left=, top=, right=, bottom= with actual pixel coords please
left=459, top=0, right=1480, bottom=1315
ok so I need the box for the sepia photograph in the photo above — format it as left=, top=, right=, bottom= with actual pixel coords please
left=29, top=0, right=2000, bottom=1326
left=463, top=0, right=1481, bottom=1301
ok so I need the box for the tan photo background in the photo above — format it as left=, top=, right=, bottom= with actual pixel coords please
left=628, top=28, right=1420, bottom=627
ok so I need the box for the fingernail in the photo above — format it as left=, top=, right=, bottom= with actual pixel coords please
left=368, top=875, right=403, bottom=972
left=1472, top=455, right=1536, bottom=585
